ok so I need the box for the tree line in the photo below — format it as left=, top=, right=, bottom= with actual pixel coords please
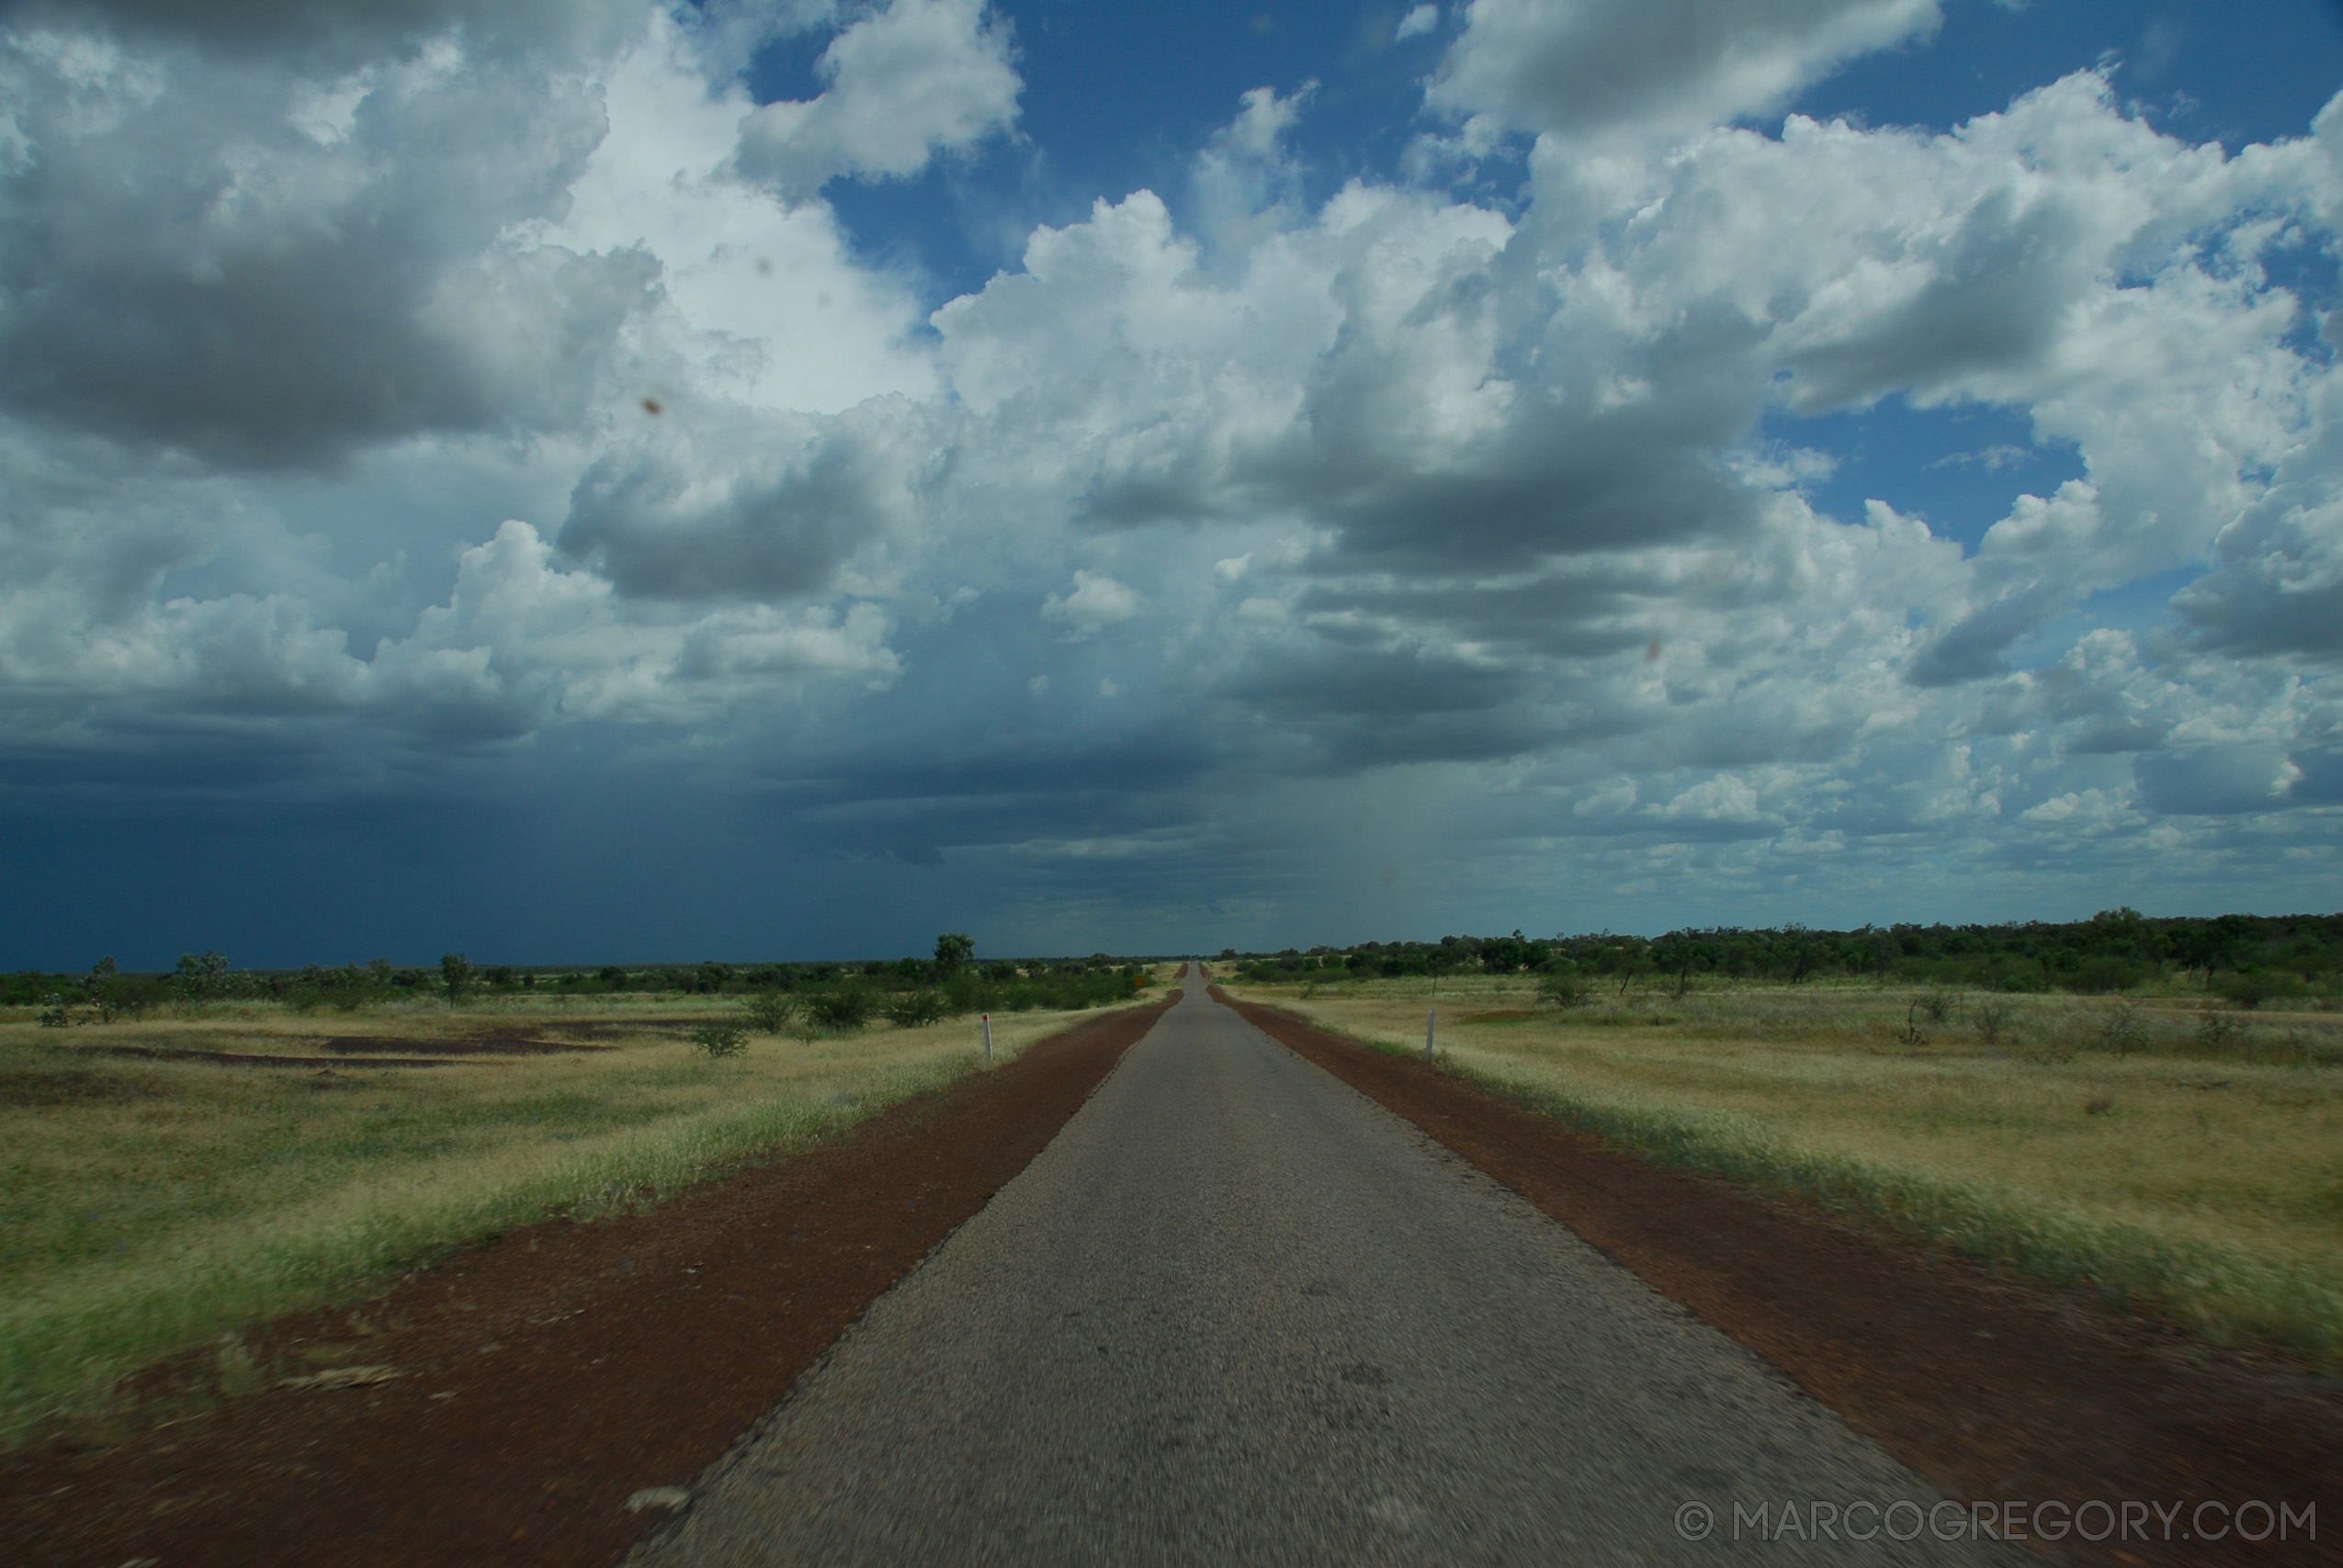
left=7, top=937, right=1162, bottom=1019
left=1225, top=908, right=2343, bottom=1005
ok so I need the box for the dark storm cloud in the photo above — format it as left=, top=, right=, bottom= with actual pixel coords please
left=2171, top=480, right=2343, bottom=661
left=1209, top=644, right=1556, bottom=770
left=0, top=23, right=656, bottom=467
left=2133, top=746, right=2299, bottom=815
left=1290, top=570, right=1660, bottom=660
left=769, top=735, right=1220, bottom=856
left=1778, top=186, right=2081, bottom=412
left=6, top=0, right=652, bottom=60
left=560, top=398, right=940, bottom=602
left=1906, top=588, right=2055, bottom=684
left=4, top=0, right=2340, bottom=959
left=0, top=717, right=333, bottom=802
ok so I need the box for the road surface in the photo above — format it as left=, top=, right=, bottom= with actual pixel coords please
left=630, top=967, right=2015, bottom=1565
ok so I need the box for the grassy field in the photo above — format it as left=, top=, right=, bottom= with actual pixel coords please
left=1221, top=973, right=2343, bottom=1367
left=0, top=982, right=1168, bottom=1450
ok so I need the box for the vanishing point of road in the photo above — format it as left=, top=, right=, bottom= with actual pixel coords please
left=631, top=967, right=2017, bottom=1565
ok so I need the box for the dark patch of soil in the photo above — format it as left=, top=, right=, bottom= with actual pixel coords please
left=78, top=1044, right=470, bottom=1069
left=528, top=1018, right=737, bottom=1040
left=1220, top=990, right=2340, bottom=1568
left=2, top=998, right=1172, bottom=1568
left=318, top=1036, right=614, bottom=1057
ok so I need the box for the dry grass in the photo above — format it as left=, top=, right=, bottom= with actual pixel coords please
left=1226, top=974, right=2343, bottom=1366
left=0, top=992, right=1149, bottom=1450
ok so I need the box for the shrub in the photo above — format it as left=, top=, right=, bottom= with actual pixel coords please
left=2096, top=999, right=2147, bottom=1059
left=1973, top=998, right=2012, bottom=1046
left=687, top=1021, right=748, bottom=1058
left=2197, top=1008, right=2247, bottom=1056
left=1535, top=970, right=1590, bottom=1009
left=884, top=991, right=949, bottom=1028
left=2215, top=970, right=2304, bottom=1010
left=323, top=963, right=372, bottom=1012
left=744, top=991, right=798, bottom=1034
left=92, top=975, right=165, bottom=1023
left=804, top=989, right=871, bottom=1032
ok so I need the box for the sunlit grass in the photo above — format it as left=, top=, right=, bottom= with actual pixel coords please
left=0, top=994, right=1149, bottom=1449
left=1227, top=975, right=2343, bottom=1365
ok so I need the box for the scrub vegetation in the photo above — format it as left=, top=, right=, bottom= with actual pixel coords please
left=6, top=943, right=1163, bottom=1019
left=0, top=949, right=1173, bottom=1450
left=1221, top=907, right=2343, bottom=1005
left=1222, top=966, right=2343, bottom=1367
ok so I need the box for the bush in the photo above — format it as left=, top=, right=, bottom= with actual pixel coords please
left=2197, top=1009, right=2247, bottom=1055
left=2215, top=970, right=2305, bottom=1010
left=95, top=975, right=166, bottom=1022
left=744, top=991, right=798, bottom=1034
left=1535, top=970, right=1590, bottom=1008
left=804, top=989, right=871, bottom=1032
left=687, top=1021, right=748, bottom=1058
left=2096, top=999, right=2147, bottom=1058
left=884, top=991, right=949, bottom=1028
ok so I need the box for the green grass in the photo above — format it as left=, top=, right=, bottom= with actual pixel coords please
left=1227, top=974, right=2343, bottom=1367
left=0, top=993, right=1152, bottom=1450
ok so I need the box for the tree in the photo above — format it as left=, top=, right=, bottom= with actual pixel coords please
left=1482, top=931, right=1531, bottom=974
left=441, top=952, right=476, bottom=1006
left=934, top=932, right=975, bottom=973
left=175, top=950, right=231, bottom=999
left=1592, top=940, right=1651, bottom=998
left=1651, top=931, right=1718, bottom=998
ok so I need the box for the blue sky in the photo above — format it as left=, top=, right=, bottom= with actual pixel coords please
left=3, top=0, right=2341, bottom=967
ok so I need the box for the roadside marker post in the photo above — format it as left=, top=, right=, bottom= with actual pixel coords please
left=982, top=1013, right=992, bottom=1063
left=1426, top=1009, right=1435, bottom=1062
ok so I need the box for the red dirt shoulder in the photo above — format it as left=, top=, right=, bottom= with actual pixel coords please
left=1218, top=988, right=2341, bottom=1568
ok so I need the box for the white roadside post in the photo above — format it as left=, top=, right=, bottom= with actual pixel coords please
left=1425, top=1008, right=1436, bottom=1062
left=982, top=1012, right=993, bottom=1063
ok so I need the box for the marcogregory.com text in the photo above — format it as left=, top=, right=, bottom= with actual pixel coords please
left=1672, top=1497, right=2315, bottom=1545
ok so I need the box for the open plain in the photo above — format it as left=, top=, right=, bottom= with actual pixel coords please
left=4, top=969, right=2336, bottom=1567
left=1224, top=972, right=2343, bottom=1365
left=0, top=988, right=1156, bottom=1450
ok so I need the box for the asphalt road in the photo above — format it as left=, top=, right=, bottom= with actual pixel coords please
left=630, top=968, right=2018, bottom=1566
